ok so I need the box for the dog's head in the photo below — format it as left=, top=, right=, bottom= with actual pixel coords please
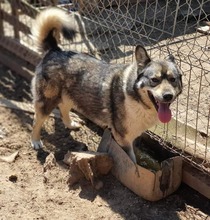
left=134, top=45, right=183, bottom=123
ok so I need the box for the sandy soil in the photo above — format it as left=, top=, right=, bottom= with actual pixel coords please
left=0, top=64, right=210, bottom=220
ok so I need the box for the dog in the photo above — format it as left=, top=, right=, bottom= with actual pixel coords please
left=31, top=7, right=183, bottom=164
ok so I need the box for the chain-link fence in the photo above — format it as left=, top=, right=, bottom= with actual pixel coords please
left=0, top=0, right=210, bottom=175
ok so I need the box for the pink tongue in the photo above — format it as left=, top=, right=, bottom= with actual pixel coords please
left=158, top=103, right=172, bottom=123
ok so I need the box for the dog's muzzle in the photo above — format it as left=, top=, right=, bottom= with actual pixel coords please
left=148, top=91, right=173, bottom=123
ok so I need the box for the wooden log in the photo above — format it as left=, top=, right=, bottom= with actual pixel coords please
left=63, top=151, right=113, bottom=187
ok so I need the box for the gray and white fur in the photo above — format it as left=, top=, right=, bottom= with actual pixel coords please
left=31, top=7, right=183, bottom=163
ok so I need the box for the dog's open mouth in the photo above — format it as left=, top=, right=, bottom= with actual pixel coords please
left=148, top=92, right=172, bottom=123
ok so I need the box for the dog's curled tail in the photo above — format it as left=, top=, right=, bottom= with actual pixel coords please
left=32, top=7, right=76, bottom=52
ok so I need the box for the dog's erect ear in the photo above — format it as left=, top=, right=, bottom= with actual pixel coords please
left=167, top=54, right=175, bottom=63
left=135, top=45, right=151, bottom=66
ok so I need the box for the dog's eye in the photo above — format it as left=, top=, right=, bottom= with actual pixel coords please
left=169, top=77, right=176, bottom=83
left=151, top=78, right=160, bottom=83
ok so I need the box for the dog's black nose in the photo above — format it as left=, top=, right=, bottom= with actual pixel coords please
left=163, top=93, right=173, bottom=102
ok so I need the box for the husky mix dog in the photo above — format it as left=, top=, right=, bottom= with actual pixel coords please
left=31, top=8, right=183, bottom=164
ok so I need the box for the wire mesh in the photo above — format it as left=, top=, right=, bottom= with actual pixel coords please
left=0, top=0, right=210, bottom=173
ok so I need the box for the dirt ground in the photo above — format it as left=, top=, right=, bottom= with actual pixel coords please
left=0, top=63, right=210, bottom=220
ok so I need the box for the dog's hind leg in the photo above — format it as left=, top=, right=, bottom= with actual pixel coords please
left=31, top=102, right=49, bottom=149
left=58, top=96, right=81, bottom=130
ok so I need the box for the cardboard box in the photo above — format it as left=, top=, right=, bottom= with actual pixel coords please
left=98, top=129, right=182, bottom=201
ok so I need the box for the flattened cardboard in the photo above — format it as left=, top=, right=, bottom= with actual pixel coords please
left=98, top=129, right=182, bottom=201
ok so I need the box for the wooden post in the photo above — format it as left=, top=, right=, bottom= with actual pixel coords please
left=10, top=0, right=20, bottom=39
left=0, top=1, right=4, bottom=36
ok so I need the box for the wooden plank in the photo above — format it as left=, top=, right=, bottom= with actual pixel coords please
left=149, top=118, right=210, bottom=163
left=0, top=36, right=41, bottom=66
left=0, top=9, right=31, bottom=35
left=11, top=2, right=20, bottom=39
left=8, top=0, right=38, bottom=19
left=0, top=98, right=83, bottom=123
left=0, top=2, right=4, bottom=35
left=0, top=98, right=34, bottom=114
left=182, top=162, right=210, bottom=199
left=0, top=46, right=34, bottom=81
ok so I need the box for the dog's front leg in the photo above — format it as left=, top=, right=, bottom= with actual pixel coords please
left=123, top=145, right=140, bottom=177
left=125, top=146, right=136, bottom=164
left=112, top=131, right=140, bottom=177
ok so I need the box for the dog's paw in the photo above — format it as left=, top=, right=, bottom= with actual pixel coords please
left=31, top=140, right=43, bottom=150
left=66, top=121, right=81, bottom=130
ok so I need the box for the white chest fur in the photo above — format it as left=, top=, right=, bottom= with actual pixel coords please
left=121, top=64, right=158, bottom=142
left=124, top=95, right=158, bottom=142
